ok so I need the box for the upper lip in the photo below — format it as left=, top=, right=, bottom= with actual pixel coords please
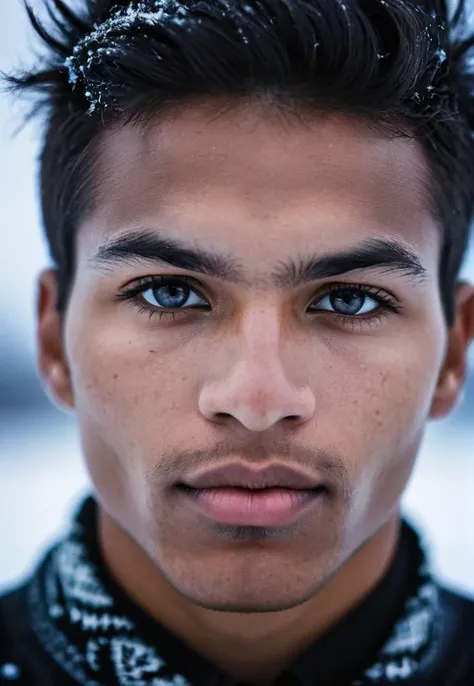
left=180, top=462, right=323, bottom=490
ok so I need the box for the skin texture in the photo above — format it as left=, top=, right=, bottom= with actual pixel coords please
left=37, top=104, right=474, bottom=684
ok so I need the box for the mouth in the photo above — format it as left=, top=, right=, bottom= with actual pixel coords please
left=175, top=483, right=327, bottom=528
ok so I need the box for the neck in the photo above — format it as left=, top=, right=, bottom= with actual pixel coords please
left=98, top=511, right=400, bottom=684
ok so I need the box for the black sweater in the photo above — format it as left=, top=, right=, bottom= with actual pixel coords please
left=1, top=496, right=473, bottom=686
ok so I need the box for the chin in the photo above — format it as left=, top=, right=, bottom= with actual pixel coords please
left=178, top=589, right=313, bottom=614
left=162, top=557, right=326, bottom=614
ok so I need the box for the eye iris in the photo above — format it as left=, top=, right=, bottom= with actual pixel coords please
left=153, top=283, right=189, bottom=308
left=330, top=291, right=366, bottom=315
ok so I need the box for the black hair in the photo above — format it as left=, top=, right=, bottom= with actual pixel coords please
left=5, top=0, right=474, bottom=323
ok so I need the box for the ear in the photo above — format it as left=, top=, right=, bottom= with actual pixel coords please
left=37, top=269, right=75, bottom=411
left=429, top=281, right=474, bottom=419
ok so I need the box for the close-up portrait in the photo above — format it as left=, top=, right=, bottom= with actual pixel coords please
left=0, top=0, right=473, bottom=685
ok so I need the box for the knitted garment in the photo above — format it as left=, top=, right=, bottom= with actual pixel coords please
left=25, top=503, right=442, bottom=686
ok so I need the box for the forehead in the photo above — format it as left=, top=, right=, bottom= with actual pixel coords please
left=83, top=103, right=436, bottom=261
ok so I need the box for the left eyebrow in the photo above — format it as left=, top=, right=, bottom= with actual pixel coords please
left=275, top=236, right=428, bottom=288
left=89, top=229, right=428, bottom=287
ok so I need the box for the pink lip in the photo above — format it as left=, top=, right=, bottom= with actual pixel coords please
left=178, top=486, right=325, bottom=527
left=181, top=461, right=323, bottom=491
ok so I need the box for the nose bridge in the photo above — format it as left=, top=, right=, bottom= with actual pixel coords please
left=198, top=305, right=316, bottom=431
left=229, top=304, right=297, bottom=385
left=240, top=304, right=284, bottom=364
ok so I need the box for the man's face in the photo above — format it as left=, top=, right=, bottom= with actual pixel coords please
left=40, top=104, right=464, bottom=611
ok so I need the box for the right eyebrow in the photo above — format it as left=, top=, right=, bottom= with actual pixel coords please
left=89, top=228, right=245, bottom=282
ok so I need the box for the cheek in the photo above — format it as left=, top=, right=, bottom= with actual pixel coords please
left=63, top=314, right=201, bottom=519
left=324, top=333, right=443, bottom=502
left=317, top=333, right=443, bottom=538
left=335, top=365, right=426, bottom=444
left=65, top=312, right=199, bottom=452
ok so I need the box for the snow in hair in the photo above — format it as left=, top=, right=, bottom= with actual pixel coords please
left=64, top=0, right=192, bottom=114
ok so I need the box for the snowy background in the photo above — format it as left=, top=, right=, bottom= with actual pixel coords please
left=0, top=0, right=473, bottom=596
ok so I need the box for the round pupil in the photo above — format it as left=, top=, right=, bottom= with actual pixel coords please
left=153, top=283, right=189, bottom=308
left=330, top=291, right=365, bottom=315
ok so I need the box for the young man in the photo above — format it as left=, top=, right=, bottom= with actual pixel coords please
left=1, top=0, right=474, bottom=684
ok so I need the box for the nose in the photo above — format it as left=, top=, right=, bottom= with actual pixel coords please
left=198, top=309, right=316, bottom=432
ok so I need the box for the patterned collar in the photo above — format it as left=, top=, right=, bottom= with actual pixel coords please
left=26, top=497, right=442, bottom=686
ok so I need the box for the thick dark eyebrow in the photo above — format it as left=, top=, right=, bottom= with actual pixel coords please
left=274, top=236, right=428, bottom=288
left=90, top=229, right=427, bottom=287
left=90, top=229, right=243, bottom=282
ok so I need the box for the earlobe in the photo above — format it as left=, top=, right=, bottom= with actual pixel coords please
left=428, top=281, right=474, bottom=420
left=429, top=370, right=462, bottom=419
left=37, top=269, right=75, bottom=410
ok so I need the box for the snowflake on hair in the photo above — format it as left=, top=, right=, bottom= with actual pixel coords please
left=64, top=0, right=192, bottom=114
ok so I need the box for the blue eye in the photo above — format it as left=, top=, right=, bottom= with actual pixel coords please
left=141, top=280, right=208, bottom=309
left=313, top=289, right=379, bottom=316
left=118, top=276, right=210, bottom=320
left=308, top=284, right=400, bottom=322
left=118, top=277, right=400, bottom=326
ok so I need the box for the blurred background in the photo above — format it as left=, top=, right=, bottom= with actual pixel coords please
left=0, top=0, right=473, bottom=596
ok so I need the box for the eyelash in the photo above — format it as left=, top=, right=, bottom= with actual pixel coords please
left=311, top=282, right=401, bottom=329
left=117, top=276, right=209, bottom=323
left=117, top=276, right=401, bottom=327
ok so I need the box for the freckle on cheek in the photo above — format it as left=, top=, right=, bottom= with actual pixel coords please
left=113, top=374, right=118, bottom=380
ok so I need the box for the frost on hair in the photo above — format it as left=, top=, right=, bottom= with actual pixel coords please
left=65, top=0, right=194, bottom=113
left=18, top=0, right=461, bottom=122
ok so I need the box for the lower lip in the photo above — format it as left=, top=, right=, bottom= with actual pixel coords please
left=177, top=486, right=325, bottom=527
